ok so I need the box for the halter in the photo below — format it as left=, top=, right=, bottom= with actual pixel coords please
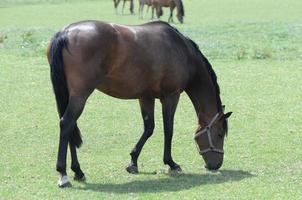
left=194, top=113, right=224, bottom=155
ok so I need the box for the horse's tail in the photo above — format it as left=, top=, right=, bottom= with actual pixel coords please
left=49, top=31, right=83, bottom=148
left=174, top=0, right=184, bottom=16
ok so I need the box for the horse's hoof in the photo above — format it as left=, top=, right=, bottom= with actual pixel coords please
left=169, top=165, right=182, bottom=174
left=126, top=164, right=139, bottom=174
left=58, top=175, right=72, bottom=188
left=74, top=174, right=86, bottom=182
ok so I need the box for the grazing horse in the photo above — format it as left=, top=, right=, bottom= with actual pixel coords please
left=113, top=0, right=134, bottom=14
left=139, top=0, right=152, bottom=19
left=151, top=0, right=184, bottom=23
left=47, top=20, right=232, bottom=187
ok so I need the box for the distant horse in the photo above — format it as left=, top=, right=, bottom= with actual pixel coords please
left=139, top=0, right=152, bottom=19
left=47, top=20, right=232, bottom=187
left=113, top=0, right=134, bottom=14
left=151, top=0, right=184, bottom=23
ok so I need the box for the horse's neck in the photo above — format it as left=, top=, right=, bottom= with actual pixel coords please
left=188, top=63, right=220, bottom=125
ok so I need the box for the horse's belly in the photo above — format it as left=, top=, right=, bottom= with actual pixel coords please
left=96, top=76, right=185, bottom=99
left=96, top=80, right=151, bottom=99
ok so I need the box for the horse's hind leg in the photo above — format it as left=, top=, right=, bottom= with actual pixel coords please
left=126, top=98, right=155, bottom=174
left=57, top=95, right=90, bottom=187
left=69, top=126, right=85, bottom=181
left=161, top=94, right=182, bottom=172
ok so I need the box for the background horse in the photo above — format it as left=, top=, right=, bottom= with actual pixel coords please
left=113, top=0, right=134, bottom=14
left=151, top=0, right=184, bottom=23
left=139, top=0, right=152, bottom=19
left=47, top=20, right=231, bottom=187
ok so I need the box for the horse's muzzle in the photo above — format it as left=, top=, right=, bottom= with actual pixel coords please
left=204, top=161, right=222, bottom=171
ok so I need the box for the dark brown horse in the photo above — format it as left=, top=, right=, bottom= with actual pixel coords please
left=113, top=0, right=134, bottom=14
left=151, top=0, right=184, bottom=23
left=47, top=20, right=232, bottom=187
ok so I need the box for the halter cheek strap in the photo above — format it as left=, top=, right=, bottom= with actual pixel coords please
left=194, top=113, right=224, bottom=155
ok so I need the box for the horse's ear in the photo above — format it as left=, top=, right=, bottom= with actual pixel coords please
left=222, top=105, right=225, bottom=112
left=224, top=112, right=232, bottom=119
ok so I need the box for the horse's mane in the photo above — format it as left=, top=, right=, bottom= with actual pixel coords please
left=187, top=38, right=230, bottom=134
left=166, top=24, right=222, bottom=113
left=189, top=39, right=222, bottom=112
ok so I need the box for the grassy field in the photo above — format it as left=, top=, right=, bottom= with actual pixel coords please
left=1, top=0, right=302, bottom=199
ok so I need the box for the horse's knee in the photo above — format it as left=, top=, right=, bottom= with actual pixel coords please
left=145, top=120, right=155, bottom=138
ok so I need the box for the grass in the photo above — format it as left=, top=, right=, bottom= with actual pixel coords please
left=0, top=0, right=302, bottom=199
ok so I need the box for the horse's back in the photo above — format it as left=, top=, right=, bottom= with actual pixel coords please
left=59, top=20, right=195, bottom=99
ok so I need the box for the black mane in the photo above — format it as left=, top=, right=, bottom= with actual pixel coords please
left=166, top=24, right=223, bottom=113
left=187, top=39, right=229, bottom=135
left=187, top=39, right=223, bottom=112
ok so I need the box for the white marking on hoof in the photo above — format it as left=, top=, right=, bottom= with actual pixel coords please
left=58, top=175, right=71, bottom=187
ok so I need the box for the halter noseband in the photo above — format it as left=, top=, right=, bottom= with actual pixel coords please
left=194, top=113, right=224, bottom=155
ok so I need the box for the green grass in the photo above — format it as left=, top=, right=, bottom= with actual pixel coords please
left=1, top=0, right=302, bottom=199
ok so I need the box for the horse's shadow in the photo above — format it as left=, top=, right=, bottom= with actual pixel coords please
left=73, top=169, right=255, bottom=193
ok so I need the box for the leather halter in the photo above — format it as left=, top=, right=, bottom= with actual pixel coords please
left=194, top=113, right=224, bottom=155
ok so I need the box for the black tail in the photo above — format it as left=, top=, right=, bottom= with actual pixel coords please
left=174, top=0, right=184, bottom=16
left=49, top=31, right=83, bottom=148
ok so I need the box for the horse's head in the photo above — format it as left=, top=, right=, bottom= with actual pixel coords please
left=194, top=111, right=232, bottom=171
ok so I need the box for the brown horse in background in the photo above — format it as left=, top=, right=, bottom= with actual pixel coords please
left=113, top=0, right=134, bottom=14
left=139, top=0, right=152, bottom=19
left=47, top=20, right=232, bottom=187
left=152, top=0, right=184, bottom=23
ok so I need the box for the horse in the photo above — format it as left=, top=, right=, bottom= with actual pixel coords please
left=47, top=20, right=232, bottom=187
left=151, top=0, right=184, bottom=23
left=113, top=0, right=134, bottom=14
left=139, top=0, right=152, bottom=19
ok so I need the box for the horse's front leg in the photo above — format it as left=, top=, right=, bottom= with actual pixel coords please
left=126, top=98, right=155, bottom=174
left=161, top=94, right=182, bottom=172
